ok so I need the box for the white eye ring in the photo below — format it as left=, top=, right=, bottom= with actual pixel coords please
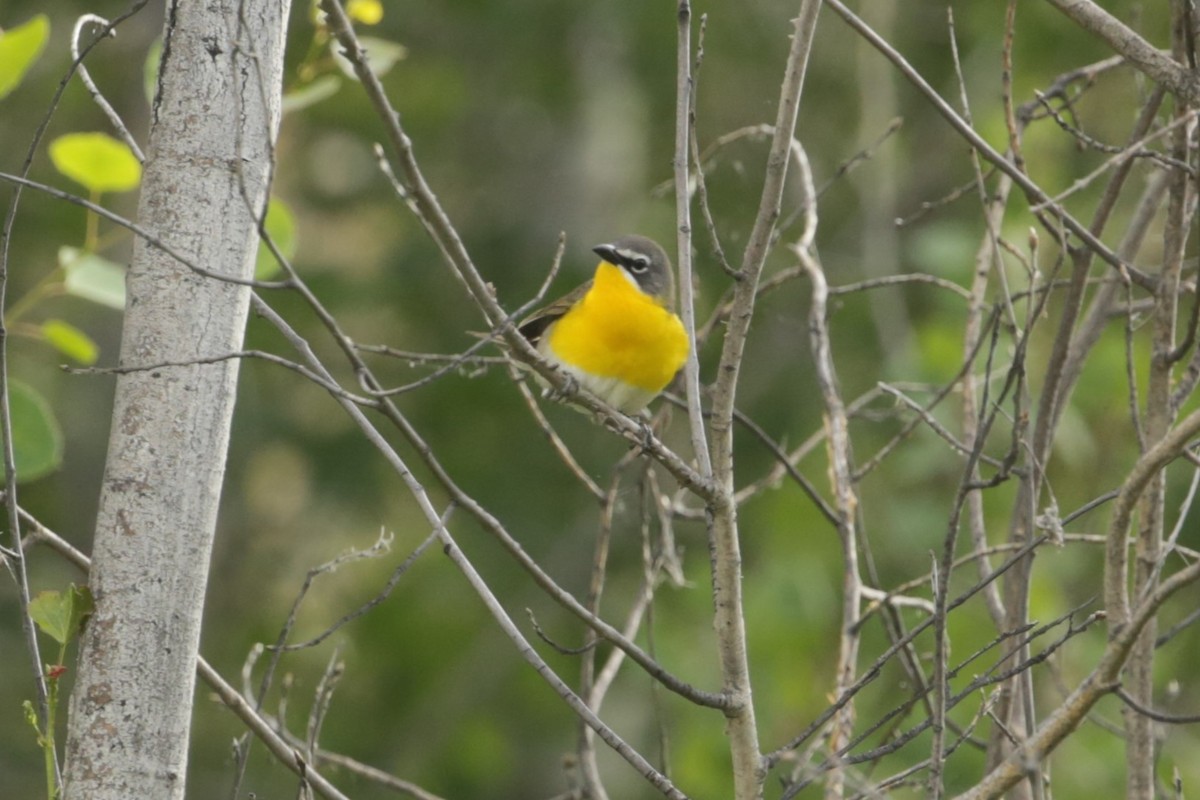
left=629, top=257, right=650, bottom=273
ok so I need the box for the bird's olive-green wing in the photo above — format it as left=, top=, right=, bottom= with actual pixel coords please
left=516, top=280, right=592, bottom=344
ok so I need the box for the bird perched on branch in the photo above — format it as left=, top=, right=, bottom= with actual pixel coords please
left=517, top=235, right=689, bottom=414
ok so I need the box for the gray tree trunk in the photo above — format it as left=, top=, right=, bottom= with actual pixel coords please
left=63, top=1, right=291, bottom=797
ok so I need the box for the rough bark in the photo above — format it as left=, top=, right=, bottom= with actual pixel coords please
left=63, top=0, right=290, bottom=797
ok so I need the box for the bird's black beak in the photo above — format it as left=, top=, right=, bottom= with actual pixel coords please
left=592, top=243, right=620, bottom=264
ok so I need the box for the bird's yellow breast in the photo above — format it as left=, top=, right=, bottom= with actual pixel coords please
left=544, top=262, right=689, bottom=397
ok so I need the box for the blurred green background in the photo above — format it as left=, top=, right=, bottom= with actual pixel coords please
left=2, top=1, right=1198, bottom=798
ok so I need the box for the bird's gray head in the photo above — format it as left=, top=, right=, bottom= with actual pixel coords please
left=592, top=235, right=675, bottom=305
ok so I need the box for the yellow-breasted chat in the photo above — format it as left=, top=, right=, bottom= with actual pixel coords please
left=518, top=235, right=689, bottom=413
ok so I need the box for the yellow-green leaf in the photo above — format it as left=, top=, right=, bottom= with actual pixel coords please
left=60, top=247, right=127, bottom=310
left=49, top=132, right=142, bottom=194
left=42, top=319, right=99, bottom=365
left=255, top=198, right=296, bottom=279
left=333, top=36, right=406, bottom=80
left=29, top=585, right=93, bottom=646
left=143, top=38, right=162, bottom=105
left=23, top=700, right=40, bottom=735
left=9, top=380, right=63, bottom=483
left=30, top=591, right=72, bottom=645
left=282, top=74, right=340, bottom=115
left=347, top=0, right=384, bottom=25
left=67, top=584, right=95, bottom=640
left=0, top=15, right=50, bottom=101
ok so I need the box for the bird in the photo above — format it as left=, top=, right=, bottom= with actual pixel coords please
left=516, top=235, right=689, bottom=414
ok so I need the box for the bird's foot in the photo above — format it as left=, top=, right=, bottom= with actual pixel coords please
left=542, top=372, right=580, bottom=405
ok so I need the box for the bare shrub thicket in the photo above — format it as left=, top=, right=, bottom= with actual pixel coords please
left=3, top=1, right=1200, bottom=799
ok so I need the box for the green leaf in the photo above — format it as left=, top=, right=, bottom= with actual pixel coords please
left=346, top=0, right=384, bottom=25
left=0, top=15, right=50, bottom=101
left=143, top=38, right=161, bottom=105
left=282, top=75, right=340, bottom=115
left=49, top=132, right=142, bottom=194
left=255, top=198, right=296, bottom=279
left=41, top=319, right=99, bottom=365
left=332, top=36, right=406, bottom=80
left=10, top=380, right=63, bottom=482
left=29, top=585, right=92, bottom=647
left=23, top=700, right=41, bottom=735
left=67, top=584, right=95, bottom=639
left=60, top=247, right=127, bottom=310
left=30, top=591, right=68, bottom=645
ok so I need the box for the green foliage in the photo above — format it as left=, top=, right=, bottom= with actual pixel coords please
left=142, top=38, right=161, bottom=104
left=22, top=585, right=94, bottom=800
left=60, top=246, right=127, bottom=310
left=4, top=2, right=1200, bottom=798
left=9, top=380, right=63, bottom=483
left=0, top=14, right=49, bottom=101
left=282, top=74, right=340, bottom=114
left=25, top=584, right=94, bottom=800
left=0, top=241, right=128, bottom=492
left=255, top=198, right=297, bottom=278
left=48, top=132, right=141, bottom=194
left=331, top=35, right=406, bottom=79
left=29, top=584, right=94, bottom=648
left=0, top=118, right=137, bottom=496
left=40, top=319, right=99, bottom=365
left=20, top=698, right=55, bottom=800
left=291, top=0, right=401, bottom=109
left=345, top=0, right=384, bottom=26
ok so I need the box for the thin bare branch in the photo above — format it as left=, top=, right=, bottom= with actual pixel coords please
left=675, top=0, right=713, bottom=480
left=959, top=557, right=1200, bottom=799
left=1042, top=0, right=1200, bottom=103
left=438, top=528, right=689, bottom=800
left=71, top=15, right=145, bottom=162
left=824, top=0, right=1156, bottom=292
